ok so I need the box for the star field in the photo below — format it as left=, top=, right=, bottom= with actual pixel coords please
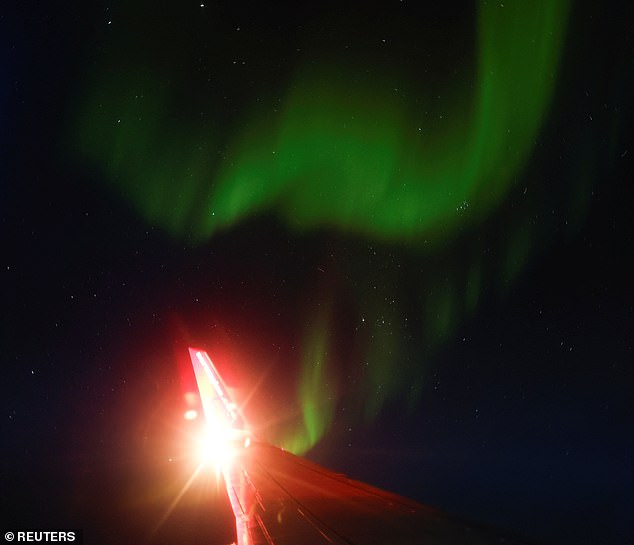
left=2, top=2, right=634, bottom=544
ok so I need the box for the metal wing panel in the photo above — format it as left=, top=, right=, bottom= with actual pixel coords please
left=225, top=442, right=528, bottom=545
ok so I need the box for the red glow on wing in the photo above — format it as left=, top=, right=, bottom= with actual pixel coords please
left=187, top=347, right=247, bottom=470
left=188, top=348, right=238, bottom=427
left=185, top=347, right=254, bottom=545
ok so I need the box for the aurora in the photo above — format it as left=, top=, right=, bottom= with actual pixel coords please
left=70, top=1, right=570, bottom=454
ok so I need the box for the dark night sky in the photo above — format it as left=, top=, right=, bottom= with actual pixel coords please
left=2, top=2, right=633, bottom=544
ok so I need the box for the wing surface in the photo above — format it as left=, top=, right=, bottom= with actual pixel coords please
left=188, top=348, right=528, bottom=545
left=224, top=442, right=529, bottom=545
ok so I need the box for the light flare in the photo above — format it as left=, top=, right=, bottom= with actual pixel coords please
left=188, top=348, right=248, bottom=471
left=183, top=409, right=198, bottom=421
left=194, top=425, right=236, bottom=469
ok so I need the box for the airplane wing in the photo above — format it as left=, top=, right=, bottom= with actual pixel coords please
left=188, top=348, right=529, bottom=545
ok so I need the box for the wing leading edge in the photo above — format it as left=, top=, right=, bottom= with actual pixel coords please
left=188, top=348, right=528, bottom=545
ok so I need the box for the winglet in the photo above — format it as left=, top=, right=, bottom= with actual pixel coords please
left=187, top=348, right=239, bottom=430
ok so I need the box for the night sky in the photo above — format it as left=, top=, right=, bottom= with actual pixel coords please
left=2, top=2, right=633, bottom=544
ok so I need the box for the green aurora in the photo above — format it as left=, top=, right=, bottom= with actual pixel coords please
left=71, top=1, right=570, bottom=454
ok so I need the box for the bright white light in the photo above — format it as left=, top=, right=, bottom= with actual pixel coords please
left=184, top=409, right=198, bottom=421
left=195, top=426, right=235, bottom=469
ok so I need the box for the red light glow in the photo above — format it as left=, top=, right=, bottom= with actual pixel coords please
left=187, top=348, right=245, bottom=471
